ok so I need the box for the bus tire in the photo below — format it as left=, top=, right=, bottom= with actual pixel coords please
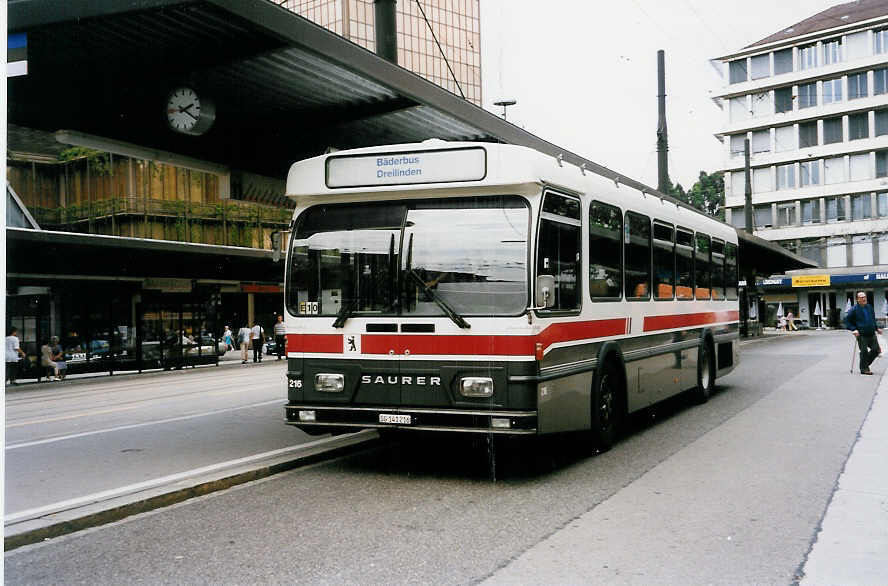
left=592, top=358, right=622, bottom=451
left=693, top=339, right=715, bottom=404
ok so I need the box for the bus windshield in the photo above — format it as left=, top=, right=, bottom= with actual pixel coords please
left=287, top=196, right=529, bottom=319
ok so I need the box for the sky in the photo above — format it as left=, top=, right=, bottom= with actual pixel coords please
left=480, top=0, right=841, bottom=191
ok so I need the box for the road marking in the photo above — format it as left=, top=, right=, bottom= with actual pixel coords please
left=6, top=387, right=273, bottom=428
left=5, top=399, right=286, bottom=450
left=4, top=430, right=377, bottom=527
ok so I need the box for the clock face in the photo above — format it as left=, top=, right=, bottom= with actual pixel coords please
left=165, top=87, right=215, bottom=135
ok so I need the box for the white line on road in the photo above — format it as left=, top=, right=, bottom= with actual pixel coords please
left=5, top=399, right=286, bottom=450
left=4, top=430, right=376, bottom=527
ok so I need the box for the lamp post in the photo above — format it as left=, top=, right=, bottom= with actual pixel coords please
left=493, top=99, right=517, bottom=121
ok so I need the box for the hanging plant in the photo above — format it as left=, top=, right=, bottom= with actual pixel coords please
left=58, top=147, right=112, bottom=176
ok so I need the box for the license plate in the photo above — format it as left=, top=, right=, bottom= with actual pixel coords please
left=379, top=413, right=411, bottom=424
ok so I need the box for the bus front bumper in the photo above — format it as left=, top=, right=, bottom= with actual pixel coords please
left=285, top=404, right=538, bottom=435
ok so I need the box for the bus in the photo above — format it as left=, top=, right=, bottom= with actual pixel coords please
left=282, top=140, right=738, bottom=449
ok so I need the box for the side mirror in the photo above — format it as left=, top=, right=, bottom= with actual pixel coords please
left=271, top=231, right=288, bottom=262
left=535, top=275, right=556, bottom=309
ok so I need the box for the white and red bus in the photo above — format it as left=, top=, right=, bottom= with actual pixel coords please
left=282, top=141, right=738, bottom=448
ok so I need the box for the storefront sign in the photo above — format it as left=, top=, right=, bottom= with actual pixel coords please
left=144, top=278, right=192, bottom=292
left=791, top=275, right=830, bottom=287
left=326, top=147, right=486, bottom=188
left=242, top=284, right=281, bottom=294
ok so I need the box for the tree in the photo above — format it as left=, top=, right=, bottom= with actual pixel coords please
left=664, top=171, right=724, bottom=220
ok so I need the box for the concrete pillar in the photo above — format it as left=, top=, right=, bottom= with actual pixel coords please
left=798, top=291, right=810, bottom=325
left=247, top=293, right=255, bottom=326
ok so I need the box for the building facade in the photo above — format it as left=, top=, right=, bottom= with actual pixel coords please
left=285, top=0, right=482, bottom=105
left=715, top=0, right=888, bottom=327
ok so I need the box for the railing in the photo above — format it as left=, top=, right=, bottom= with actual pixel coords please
left=29, top=197, right=294, bottom=249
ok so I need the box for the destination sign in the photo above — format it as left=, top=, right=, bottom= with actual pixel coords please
left=326, top=147, right=486, bottom=188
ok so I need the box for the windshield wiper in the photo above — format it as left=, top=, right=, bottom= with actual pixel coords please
left=332, top=298, right=357, bottom=328
left=406, top=270, right=471, bottom=329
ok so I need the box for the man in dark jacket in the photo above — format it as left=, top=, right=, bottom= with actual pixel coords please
left=845, top=291, right=883, bottom=375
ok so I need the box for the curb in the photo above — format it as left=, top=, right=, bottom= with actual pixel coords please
left=4, top=430, right=379, bottom=551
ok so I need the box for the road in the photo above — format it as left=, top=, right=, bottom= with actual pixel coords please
left=4, top=331, right=880, bottom=585
left=5, top=360, right=299, bottom=516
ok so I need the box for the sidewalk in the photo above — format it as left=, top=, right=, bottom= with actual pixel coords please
left=798, top=364, right=888, bottom=585
left=5, top=348, right=287, bottom=390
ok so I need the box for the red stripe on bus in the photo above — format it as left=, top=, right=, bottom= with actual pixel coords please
left=361, top=318, right=629, bottom=356
left=287, top=334, right=343, bottom=353
left=643, top=310, right=740, bottom=332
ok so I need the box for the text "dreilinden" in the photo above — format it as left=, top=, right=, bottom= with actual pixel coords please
left=377, top=155, right=422, bottom=179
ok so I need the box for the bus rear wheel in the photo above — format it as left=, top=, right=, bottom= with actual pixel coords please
left=693, top=340, right=715, bottom=404
left=592, top=359, right=622, bottom=452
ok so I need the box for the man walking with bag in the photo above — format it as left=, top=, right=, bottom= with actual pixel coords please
left=845, top=291, right=882, bottom=375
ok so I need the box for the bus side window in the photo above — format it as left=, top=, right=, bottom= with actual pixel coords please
left=711, top=238, right=726, bottom=300
left=588, top=201, right=622, bottom=300
left=695, top=233, right=711, bottom=300
left=675, top=228, right=695, bottom=300
left=625, top=211, right=651, bottom=300
left=653, top=222, right=675, bottom=300
left=725, top=242, right=739, bottom=300
left=537, top=192, right=582, bottom=311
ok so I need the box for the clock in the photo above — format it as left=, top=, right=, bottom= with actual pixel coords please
left=165, top=87, right=215, bottom=136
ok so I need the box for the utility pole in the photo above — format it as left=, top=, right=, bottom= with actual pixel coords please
left=374, top=0, right=397, bottom=64
left=744, top=138, right=753, bottom=234
left=656, top=49, right=669, bottom=194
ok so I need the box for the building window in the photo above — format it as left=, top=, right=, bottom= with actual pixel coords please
left=750, top=54, right=770, bottom=79
left=751, top=92, right=771, bottom=118
left=823, top=78, right=843, bottom=104
left=875, top=68, right=888, bottom=95
left=826, top=197, right=846, bottom=222
left=850, top=153, right=872, bottom=181
left=799, top=44, right=818, bottom=70
left=823, top=117, right=843, bottom=144
left=730, top=207, right=746, bottom=229
left=848, top=72, right=868, bottom=100
left=852, top=193, right=872, bottom=219
left=729, top=59, right=748, bottom=84
left=877, top=110, right=888, bottom=136
left=730, top=134, right=746, bottom=156
left=753, top=167, right=772, bottom=192
left=775, top=125, right=796, bottom=151
left=800, top=161, right=820, bottom=186
left=777, top=163, right=795, bottom=190
left=823, top=38, right=842, bottom=64
left=731, top=172, right=746, bottom=197
left=878, top=192, right=888, bottom=217
left=827, top=237, right=846, bottom=267
left=776, top=203, right=797, bottom=226
left=849, top=112, right=869, bottom=140
left=853, top=235, right=873, bottom=266
left=774, top=48, right=793, bottom=75
left=875, top=28, right=888, bottom=54
left=802, top=198, right=821, bottom=224
left=751, top=130, right=770, bottom=153
left=798, top=121, right=818, bottom=148
left=824, top=156, right=846, bottom=184
left=754, top=204, right=772, bottom=228
left=774, top=87, right=793, bottom=113
left=730, top=96, right=749, bottom=122
left=798, top=82, right=817, bottom=108
left=877, top=151, right=888, bottom=178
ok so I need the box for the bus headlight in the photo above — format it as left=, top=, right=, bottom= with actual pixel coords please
left=460, top=376, right=493, bottom=397
left=299, top=410, right=316, bottom=422
left=315, top=373, right=345, bottom=392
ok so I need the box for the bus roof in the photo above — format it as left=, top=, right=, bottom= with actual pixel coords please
left=285, top=140, right=735, bottom=243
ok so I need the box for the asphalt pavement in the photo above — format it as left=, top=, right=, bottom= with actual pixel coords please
left=4, top=330, right=887, bottom=584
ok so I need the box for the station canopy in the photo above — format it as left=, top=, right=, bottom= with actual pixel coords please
left=7, top=0, right=813, bottom=273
